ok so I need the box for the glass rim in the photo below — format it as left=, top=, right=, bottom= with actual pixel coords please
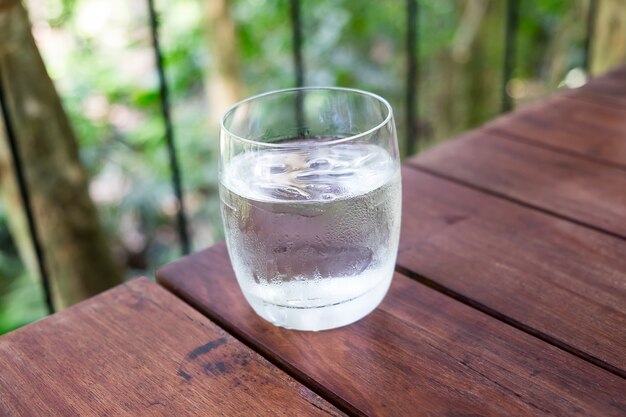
left=220, top=86, right=394, bottom=148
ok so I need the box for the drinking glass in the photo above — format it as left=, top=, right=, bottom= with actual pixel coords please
left=219, top=87, right=401, bottom=331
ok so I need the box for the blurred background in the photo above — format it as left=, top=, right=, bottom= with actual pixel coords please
left=1, top=0, right=625, bottom=333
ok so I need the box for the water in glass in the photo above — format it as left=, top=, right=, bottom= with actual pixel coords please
left=220, top=141, right=401, bottom=331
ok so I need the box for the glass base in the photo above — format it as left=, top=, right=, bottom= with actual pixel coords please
left=243, top=274, right=393, bottom=331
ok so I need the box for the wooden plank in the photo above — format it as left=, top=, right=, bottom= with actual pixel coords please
left=396, top=167, right=626, bottom=376
left=565, top=85, right=626, bottom=109
left=570, top=66, right=626, bottom=108
left=485, top=93, right=626, bottom=167
left=408, top=130, right=626, bottom=239
left=157, top=247, right=626, bottom=417
left=0, top=278, right=343, bottom=417
left=584, top=66, right=626, bottom=100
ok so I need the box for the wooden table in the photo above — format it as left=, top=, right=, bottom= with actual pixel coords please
left=0, top=278, right=342, bottom=416
left=2, top=67, right=626, bottom=416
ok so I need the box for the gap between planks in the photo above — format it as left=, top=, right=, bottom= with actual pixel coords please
left=394, top=264, right=626, bottom=380
left=487, top=124, right=626, bottom=173
left=159, top=261, right=625, bottom=417
left=404, top=162, right=626, bottom=244
left=158, top=278, right=367, bottom=417
left=400, top=164, right=625, bottom=379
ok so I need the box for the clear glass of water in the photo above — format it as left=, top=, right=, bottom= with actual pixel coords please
left=219, top=87, right=401, bottom=331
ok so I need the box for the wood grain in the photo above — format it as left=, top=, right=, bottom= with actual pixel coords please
left=485, top=93, right=626, bottom=167
left=157, top=248, right=626, bottom=417
left=0, top=278, right=343, bottom=417
left=396, top=166, right=626, bottom=376
left=408, top=130, right=626, bottom=239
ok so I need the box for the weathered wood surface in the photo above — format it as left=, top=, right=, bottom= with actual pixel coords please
left=408, top=130, right=626, bottom=239
left=157, top=248, right=626, bottom=417
left=485, top=94, right=626, bottom=167
left=0, top=278, right=343, bottom=416
left=578, top=66, right=626, bottom=106
left=396, top=166, right=626, bottom=377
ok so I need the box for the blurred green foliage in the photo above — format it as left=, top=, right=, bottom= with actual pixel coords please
left=0, top=207, right=46, bottom=333
left=0, top=0, right=610, bottom=333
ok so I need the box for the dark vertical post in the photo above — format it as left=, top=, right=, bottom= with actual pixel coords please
left=583, top=0, right=597, bottom=75
left=289, top=0, right=306, bottom=136
left=0, top=67, right=54, bottom=314
left=405, top=0, right=419, bottom=156
left=289, top=0, right=304, bottom=88
left=502, top=0, right=519, bottom=113
left=147, top=0, right=190, bottom=255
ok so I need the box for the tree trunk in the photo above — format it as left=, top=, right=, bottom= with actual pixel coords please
left=0, top=0, right=123, bottom=309
left=204, top=0, right=243, bottom=122
left=0, top=121, right=40, bottom=283
left=591, top=0, right=626, bottom=75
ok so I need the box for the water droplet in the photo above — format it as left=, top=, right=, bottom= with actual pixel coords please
left=273, top=245, right=288, bottom=253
